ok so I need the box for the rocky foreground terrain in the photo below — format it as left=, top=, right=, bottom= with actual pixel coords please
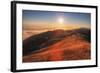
left=23, top=28, right=91, bottom=62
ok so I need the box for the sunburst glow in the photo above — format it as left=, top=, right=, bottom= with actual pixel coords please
left=58, top=17, right=64, bottom=24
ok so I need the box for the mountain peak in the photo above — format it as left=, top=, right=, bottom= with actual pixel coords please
left=50, top=29, right=65, bottom=36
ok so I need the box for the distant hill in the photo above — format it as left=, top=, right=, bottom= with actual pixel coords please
left=23, top=28, right=91, bottom=62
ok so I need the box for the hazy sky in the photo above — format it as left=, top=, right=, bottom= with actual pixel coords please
left=23, top=10, right=91, bottom=30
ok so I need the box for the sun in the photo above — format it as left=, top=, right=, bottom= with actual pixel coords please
left=58, top=17, right=64, bottom=24
left=55, top=17, right=67, bottom=30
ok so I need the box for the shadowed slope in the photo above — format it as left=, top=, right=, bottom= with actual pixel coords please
left=23, top=29, right=65, bottom=56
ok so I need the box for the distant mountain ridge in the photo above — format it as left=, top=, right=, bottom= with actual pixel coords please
left=23, top=28, right=90, bottom=56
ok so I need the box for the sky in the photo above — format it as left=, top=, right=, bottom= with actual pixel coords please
left=23, top=10, right=91, bottom=31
